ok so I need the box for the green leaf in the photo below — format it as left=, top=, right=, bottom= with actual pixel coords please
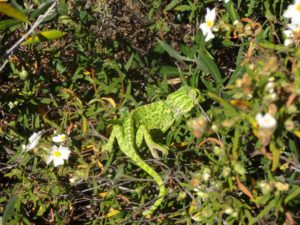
left=164, top=0, right=183, bottom=11
left=196, top=50, right=223, bottom=86
left=158, top=40, right=194, bottom=62
left=175, top=5, right=192, bottom=11
left=160, top=66, right=180, bottom=77
left=2, top=196, right=19, bottom=225
left=223, top=1, right=239, bottom=22
left=0, top=3, right=30, bottom=24
left=0, top=19, right=21, bottom=30
left=22, top=30, right=67, bottom=45
left=259, top=42, right=293, bottom=52
left=30, top=1, right=54, bottom=19
left=251, top=197, right=280, bottom=225
left=270, top=142, right=281, bottom=171
left=124, top=53, right=134, bottom=71
left=226, top=62, right=245, bottom=86
left=285, top=187, right=300, bottom=204
left=82, top=116, right=88, bottom=135
left=207, top=92, right=239, bottom=117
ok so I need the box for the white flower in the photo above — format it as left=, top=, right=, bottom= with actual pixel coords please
left=224, top=0, right=230, bottom=3
left=22, top=131, right=43, bottom=151
left=224, top=207, right=234, bottom=215
left=52, top=134, right=67, bottom=143
left=283, top=22, right=300, bottom=46
left=46, top=145, right=71, bottom=167
left=199, top=8, right=216, bottom=41
left=255, top=113, right=277, bottom=129
left=283, top=0, right=300, bottom=24
left=265, top=82, right=275, bottom=93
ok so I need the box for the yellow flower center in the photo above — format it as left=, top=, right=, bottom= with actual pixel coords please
left=60, top=135, right=66, bottom=141
left=296, top=4, right=300, bottom=11
left=207, top=20, right=213, bottom=27
left=54, top=150, right=61, bottom=157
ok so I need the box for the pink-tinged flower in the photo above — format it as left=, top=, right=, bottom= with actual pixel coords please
left=46, top=145, right=71, bottom=167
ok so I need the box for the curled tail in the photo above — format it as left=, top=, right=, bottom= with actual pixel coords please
left=133, top=156, right=166, bottom=216
left=122, top=115, right=166, bottom=216
left=122, top=146, right=166, bottom=216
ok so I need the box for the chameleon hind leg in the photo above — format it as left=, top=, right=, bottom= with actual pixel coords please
left=102, top=125, right=124, bottom=152
left=136, top=125, right=169, bottom=158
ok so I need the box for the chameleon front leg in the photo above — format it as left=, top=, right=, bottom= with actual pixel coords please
left=102, top=125, right=124, bottom=152
left=136, top=125, right=169, bottom=158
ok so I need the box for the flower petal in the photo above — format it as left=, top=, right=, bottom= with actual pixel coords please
left=46, top=155, right=54, bottom=165
left=52, top=134, right=67, bottom=143
left=53, top=158, right=64, bottom=167
left=205, top=30, right=215, bottom=41
left=205, top=8, right=216, bottom=23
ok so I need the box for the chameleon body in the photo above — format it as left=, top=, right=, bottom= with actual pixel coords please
left=103, top=86, right=201, bottom=216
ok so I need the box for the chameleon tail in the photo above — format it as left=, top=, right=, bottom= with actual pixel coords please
left=132, top=155, right=166, bottom=216
left=122, top=114, right=166, bottom=216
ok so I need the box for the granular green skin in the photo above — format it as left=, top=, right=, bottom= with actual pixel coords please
left=103, top=86, right=200, bottom=216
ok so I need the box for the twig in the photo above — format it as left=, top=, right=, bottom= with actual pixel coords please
left=88, top=120, right=108, bottom=140
left=197, top=103, right=222, bottom=142
left=0, top=1, right=58, bottom=72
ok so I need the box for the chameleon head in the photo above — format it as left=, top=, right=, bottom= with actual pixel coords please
left=166, top=86, right=201, bottom=117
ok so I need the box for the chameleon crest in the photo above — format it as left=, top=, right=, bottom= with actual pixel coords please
left=103, top=86, right=201, bottom=216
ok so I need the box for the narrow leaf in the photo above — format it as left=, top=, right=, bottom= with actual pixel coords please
left=22, top=30, right=66, bottom=45
left=223, top=1, right=239, bottom=22
left=158, top=40, right=194, bottom=62
left=197, top=50, right=222, bottom=85
left=285, top=187, right=300, bottom=204
left=0, top=19, right=20, bottom=30
left=124, top=53, right=134, bottom=71
left=2, top=196, right=18, bottom=225
left=160, top=66, right=180, bottom=77
left=207, top=92, right=239, bottom=117
left=165, top=0, right=183, bottom=11
left=82, top=116, right=87, bottom=135
left=30, top=1, right=54, bottom=19
left=175, top=5, right=192, bottom=11
left=0, top=3, right=30, bottom=24
left=270, top=142, right=281, bottom=171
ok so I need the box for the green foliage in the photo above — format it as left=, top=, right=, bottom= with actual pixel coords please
left=0, top=0, right=300, bottom=224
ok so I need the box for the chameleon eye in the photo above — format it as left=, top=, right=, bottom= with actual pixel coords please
left=188, top=90, right=198, bottom=100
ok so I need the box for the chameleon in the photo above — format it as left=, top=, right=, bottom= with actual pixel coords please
left=103, top=86, right=201, bottom=216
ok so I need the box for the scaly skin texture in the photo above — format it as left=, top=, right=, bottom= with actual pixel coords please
left=103, top=86, right=201, bottom=216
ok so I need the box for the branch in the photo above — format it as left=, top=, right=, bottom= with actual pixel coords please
left=0, top=1, right=58, bottom=72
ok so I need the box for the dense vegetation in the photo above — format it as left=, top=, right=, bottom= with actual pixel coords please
left=1, top=0, right=300, bottom=224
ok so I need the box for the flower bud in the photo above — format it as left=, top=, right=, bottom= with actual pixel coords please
left=259, top=181, right=273, bottom=195
left=222, top=166, right=231, bottom=178
left=284, top=120, right=295, bottom=131
left=202, top=167, right=211, bottom=182
left=19, top=68, right=28, bottom=80
left=274, top=182, right=289, bottom=192
left=233, top=162, right=246, bottom=176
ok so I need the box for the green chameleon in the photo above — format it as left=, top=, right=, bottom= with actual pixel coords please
left=103, top=86, right=201, bottom=216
